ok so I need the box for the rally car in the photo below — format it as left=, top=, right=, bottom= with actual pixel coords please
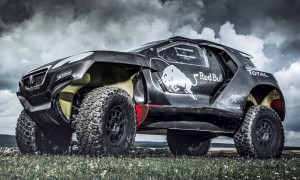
left=16, top=36, right=285, bottom=158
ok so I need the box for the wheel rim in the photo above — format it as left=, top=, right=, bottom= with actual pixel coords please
left=106, top=105, right=126, bottom=146
left=256, top=119, right=274, bottom=147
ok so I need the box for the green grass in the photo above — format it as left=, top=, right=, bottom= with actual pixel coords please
left=0, top=153, right=299, bottom=179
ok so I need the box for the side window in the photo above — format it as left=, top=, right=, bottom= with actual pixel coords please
left=206, top=46, right=238, bottom=79
left=158, top=43, right=209, bottom=67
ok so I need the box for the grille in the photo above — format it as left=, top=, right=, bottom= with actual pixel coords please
left=22, top=68, right=48, bottom=89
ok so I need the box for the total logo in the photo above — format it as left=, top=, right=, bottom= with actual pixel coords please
left=247, top=70, right=268, bottom=77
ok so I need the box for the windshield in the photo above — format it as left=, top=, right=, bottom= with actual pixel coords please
left=126, top=40, right=165, bottom=53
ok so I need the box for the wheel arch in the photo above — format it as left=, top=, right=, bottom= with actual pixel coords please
left=58, top=62, right=144, bottom=120
left=244, top=85, right=285, bottom=121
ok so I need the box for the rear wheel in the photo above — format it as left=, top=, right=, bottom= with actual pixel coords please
left=234, top=105, right=284, bottom=159
left=76, top=87, right=136, bottom=156
left=16, top=111, right=72, bottom=154
left=167, top=130, right=211, bottom=156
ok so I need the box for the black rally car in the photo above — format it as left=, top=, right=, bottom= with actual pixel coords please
left=16, top=36, right=285, bottom=158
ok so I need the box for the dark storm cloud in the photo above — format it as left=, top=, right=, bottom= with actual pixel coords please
left=1, top=0, right=299, bottom=38
left=0, top=0, right=206, bottom=37
left=201, top=0, right=300, bottom=35
left=42, top=0, right=205, bottom=34
left=0, top=0, right=33, bottom=33
left=201, top=0, right=300, bottom=71
left=0, top=78, right=17, bottom=90
left=285, top=108, right=300, bottom=131
left=0, top=0, right=206, bottom=91
left=1, top=0, right=298, bottom=69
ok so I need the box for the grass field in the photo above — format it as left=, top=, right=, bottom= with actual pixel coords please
left=0, top=147, right=299, bottom=179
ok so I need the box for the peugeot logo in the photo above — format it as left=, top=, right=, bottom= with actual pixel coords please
left=29, top=75, right=35, bottom=85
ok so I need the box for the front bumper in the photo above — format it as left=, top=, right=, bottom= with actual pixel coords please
left=16, top=60, right=94, bottom=127
left=17, top=78, right=73, bottom=127
left=17, top=96, right=51, bottom=112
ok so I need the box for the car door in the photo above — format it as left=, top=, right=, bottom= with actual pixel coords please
left=153, top=42, right=224, bottom=104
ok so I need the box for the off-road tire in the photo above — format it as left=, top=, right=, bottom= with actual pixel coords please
left=16, top=111, right=38, bottom=154
left=16, top=111, right=72, bottom=154
left=234, top=105, right=284, bottom=159
left=76, top=87, right=136, bottom=156
left=167, top=130, right=211, bottom=156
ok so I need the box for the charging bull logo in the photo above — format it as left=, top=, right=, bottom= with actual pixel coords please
left=161, top=65, right=223, bottom=100
left=161, top=65, right=197, bottom=100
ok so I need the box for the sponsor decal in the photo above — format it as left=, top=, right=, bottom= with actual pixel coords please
left=174, top=47, right=196, bottom=60
left=247, top=70, right=268, bottom=77
left=161, top=65, right=223, bottom=100
left=194, top=72, right=223, bottom=82
left=229, top=94, right=244, bottom=104
left=161, top=65, right=197, bottom=100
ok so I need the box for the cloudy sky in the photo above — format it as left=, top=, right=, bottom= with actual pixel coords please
left=0, top=0, right=299, bottom=146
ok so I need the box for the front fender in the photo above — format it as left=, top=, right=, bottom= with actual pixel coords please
left=50, top=60, right=94, bottom=96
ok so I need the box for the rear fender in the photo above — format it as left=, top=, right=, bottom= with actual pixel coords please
left=212, top=68, right=285, bottom=120
left=246, top=86, right=285, bottom=120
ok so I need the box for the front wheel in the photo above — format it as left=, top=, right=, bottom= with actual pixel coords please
left=167, top=130, right=211, bottom=156
left=234, top=105, right=284, bottom=159
left=16, top=111, right=72, bottom=154
left=76, top=87, right=136, bottom=156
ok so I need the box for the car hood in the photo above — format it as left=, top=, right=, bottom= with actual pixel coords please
left=25, top=50, right=151, bottom=77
